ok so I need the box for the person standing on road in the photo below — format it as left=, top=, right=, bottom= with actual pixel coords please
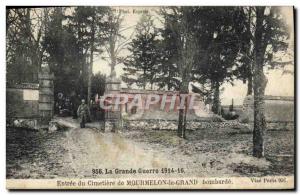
left=77, top=99, right=90, bottom=128
left=71, top=94, right=81, bottom=119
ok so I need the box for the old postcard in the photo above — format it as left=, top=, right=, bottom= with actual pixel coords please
left=6, top=6, right=294, bottom=190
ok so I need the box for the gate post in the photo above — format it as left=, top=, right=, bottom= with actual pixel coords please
left=38, top=67, right=54, bottom=128
left=104, top=71, right=122, bottom=132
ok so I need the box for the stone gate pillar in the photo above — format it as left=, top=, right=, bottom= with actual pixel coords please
left=38, top=67, right=54, bottom=128
left=104, top=71, right=122, bottom=132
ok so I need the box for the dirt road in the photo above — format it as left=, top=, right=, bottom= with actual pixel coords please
left=62, top=127, right=181, bottom=178
left=7, top=117, right=293, bottom=179
left=7, top=118, right=189, bottom=178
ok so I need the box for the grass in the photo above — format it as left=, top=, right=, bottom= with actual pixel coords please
left=124, top=126, right=294, bottom=177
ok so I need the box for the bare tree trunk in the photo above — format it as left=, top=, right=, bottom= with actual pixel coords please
left=253, top=70, right=267, bottom=158
left=178, top=105, right=184, bottom=137
left=212, top=80, right=220, bottom=115
left=176, top=8, right=196, bottom=139
left=88, top=52, right=93, bottom=106
left=177, top=81, right=188, bottom=138
left=182, top=97, right=188, bottom=139
left=247, top=73, right=253, bottom=95
left=246, top=8, right=253, bottom=96
left=109, top=35, right=116, bottom=75
left=143, top=69, right=146, bottom=89
left=88, top=17, right=95, bottom=106
left=252, top=6, right=268, bottom=158
left=77, top=21, right=85, bottom=98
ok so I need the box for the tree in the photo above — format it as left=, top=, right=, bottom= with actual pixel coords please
left=160, top=7, right=244, bottom=115
left=234, top=7, right=255, bottom=95
left=43, top=7, right=83, bottom=98
left=43, top=7, right=110, bottom=102
left=190, top=7, right=244, bottom=114
left=6, top=8, right=48, bottom=84
left=248, top=7, right=289, bottom=158
left=123, top=13, right=160, bottom=89
left=68, top=7, right=110, bottom=102
left=91, top=73, right=106, bottom=97
left=161, top=7, right=198, bottom=138
left=156, top=12, right=181, bottom=90
left=102, top=9, right=133, bottom=76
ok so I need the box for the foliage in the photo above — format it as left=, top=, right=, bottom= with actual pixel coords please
left=6, top=8, right=47, bottom=84
left=42, top=7, right=110, bottom=100
left=250, top=6, right=289, bottom=158
left=123, top=14, right=161, bottom=89
left=91, top=73, right=106, bottom=97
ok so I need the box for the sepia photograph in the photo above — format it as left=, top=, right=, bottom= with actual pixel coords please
left=5, top=6, right=294, bottom=190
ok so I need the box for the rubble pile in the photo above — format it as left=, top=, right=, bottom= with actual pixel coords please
left=7, top=119, right=39, bottom=130
left=123, top=119, right=250, bottom=131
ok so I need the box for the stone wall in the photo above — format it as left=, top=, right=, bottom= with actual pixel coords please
left=7, top=84, right=40, bottom=119
left=6, top=70, right=54, bottom=129
left=7, top=84, right=40, bottom=129
left=239, top=95, right=294, bottom=130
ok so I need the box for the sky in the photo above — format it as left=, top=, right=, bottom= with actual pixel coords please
left=92, top=6, right=294, bottom=105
